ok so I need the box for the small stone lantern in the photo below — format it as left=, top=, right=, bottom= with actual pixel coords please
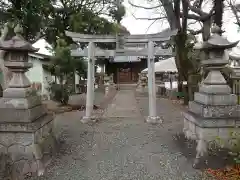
left=103, top=74, right=110, bottom=95
left=0, top=25, right=56, bottom=179
left=109, top=73, right=114, bottom=84
left=136, top=72, right=148, bottom=93
left=182, top=25, right=240, bottom=168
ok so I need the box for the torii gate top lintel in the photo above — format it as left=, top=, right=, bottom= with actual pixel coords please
left=65, top=29, right=178, bottom=43
left=65, top=29, right=177, bottom=57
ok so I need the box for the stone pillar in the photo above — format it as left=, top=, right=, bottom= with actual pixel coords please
left=182, top=25, right=240, bottom=168
left=82, top=42, right=96, bottom=123
left=0, top=25, right=57, bottom=179
left=146, top=41, right=162, bottom=123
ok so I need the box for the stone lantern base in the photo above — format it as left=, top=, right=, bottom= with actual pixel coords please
left=183, top=109, right=240, bottom=145
left=136, top=85, right=148, bottom=93
left=104, top=83, right=116, bottom=95
left=0, top=113, right=57, bottom=180
left=183, top=89, right=240, bottom=167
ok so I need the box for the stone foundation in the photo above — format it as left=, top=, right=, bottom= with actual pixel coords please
left=183, top=89, right=240, bottom=154
left=146, top=116, right=163, bottom=124
left=0, top=113, right=57, bottom=180
left=183, top=111, right=240, bottom=148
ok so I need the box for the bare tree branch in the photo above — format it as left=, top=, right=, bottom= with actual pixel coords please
left=188, top=20, right=199, bottom=26
left=182, top=0, right=189, bottom=31
left=183, top=0, right=206, bottom=16
left=183, top=13, right=201, bottom=21
left=145, top=19, right=158, bottom=33
left=131, top=13, right=167, bottom=20
left=129, top=0, right=213, bottom=24
left=227, top=0, right=240, bottom=25
left=193, top=0, right=204, bottom=9
left=128, top=0, right=162, bottom=9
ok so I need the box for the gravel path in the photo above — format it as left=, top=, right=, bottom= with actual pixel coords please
left=30, top=90, right=208, bottom=180
left=103, top=90, right=141, bottom=118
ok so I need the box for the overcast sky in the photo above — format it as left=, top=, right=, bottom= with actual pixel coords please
left=121, top=0, right=240, bottom=42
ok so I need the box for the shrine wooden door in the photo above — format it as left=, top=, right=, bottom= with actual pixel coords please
left=117, top=68, right=132, bottom=83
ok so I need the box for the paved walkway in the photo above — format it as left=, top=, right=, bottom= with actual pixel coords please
left=30, top=90, right=206, bottom=180
left=103, top=90, right=141, bottom=118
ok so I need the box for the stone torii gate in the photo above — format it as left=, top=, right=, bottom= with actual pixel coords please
left=65, top=30, right=177, bottom=123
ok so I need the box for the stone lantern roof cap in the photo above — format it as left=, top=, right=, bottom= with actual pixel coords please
left=0, top=24, right=39, bottom=52
left=195, top=25, right=239, bottom=50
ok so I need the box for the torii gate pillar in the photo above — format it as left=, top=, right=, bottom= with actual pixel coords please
left=146, top=41, right=162, bottom=123
left=81, top=42, right=96, bottom=123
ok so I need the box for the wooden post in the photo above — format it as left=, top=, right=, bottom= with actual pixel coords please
left=146, top=41, right=161, bottom=123
left=82, top=42, right=95, bottom=123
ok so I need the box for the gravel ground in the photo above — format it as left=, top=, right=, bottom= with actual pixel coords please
left=29, top=90, right=212, bottom=180
left=68, top=88, right=106, bottom=107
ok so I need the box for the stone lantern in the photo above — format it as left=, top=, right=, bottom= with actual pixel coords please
left=103, top=74, right=110, bottom=95
left=183, top=25, right=240, bottom=167
left=136, top=72, right=148, bottom=93
left=0, top=25, right=56, bottom=179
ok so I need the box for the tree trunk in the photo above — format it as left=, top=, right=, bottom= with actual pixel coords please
left=160, top=0, right=178, bottom=29
left=161, top=0, right=199, bottom=104
left=0, top=23, right=12, bottom=90
left=175, top=32, right=190, bottom=104
left=202, top=19, right=211, bottom=41
left=213, top=0, right=224, bottom=31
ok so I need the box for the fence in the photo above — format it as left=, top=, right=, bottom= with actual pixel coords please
left=233, top=79, right=240, bottom=104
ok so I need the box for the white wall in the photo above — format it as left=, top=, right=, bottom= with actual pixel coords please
left=26, top=55, right=81, bottom=99
left=26, top=55, right=53, bottom=99
left=26, top=56, right=44, bottom=96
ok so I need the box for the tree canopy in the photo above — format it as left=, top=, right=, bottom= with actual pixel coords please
left=0, top=0, right=128, bottom=94
left=0, top=0, right=128, bottom=45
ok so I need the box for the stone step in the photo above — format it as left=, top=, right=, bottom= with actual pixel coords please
left=117, top=84, right=137, bottom=90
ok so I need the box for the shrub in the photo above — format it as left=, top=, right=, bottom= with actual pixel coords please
left=48, top=82, right=69, bottom=105
left=216, top=130, right=240, bottom=164
left=206, top=130, right=240, bottom=179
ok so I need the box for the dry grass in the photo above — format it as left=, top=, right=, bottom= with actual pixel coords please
left=204, top=165, right=240, bottom=180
